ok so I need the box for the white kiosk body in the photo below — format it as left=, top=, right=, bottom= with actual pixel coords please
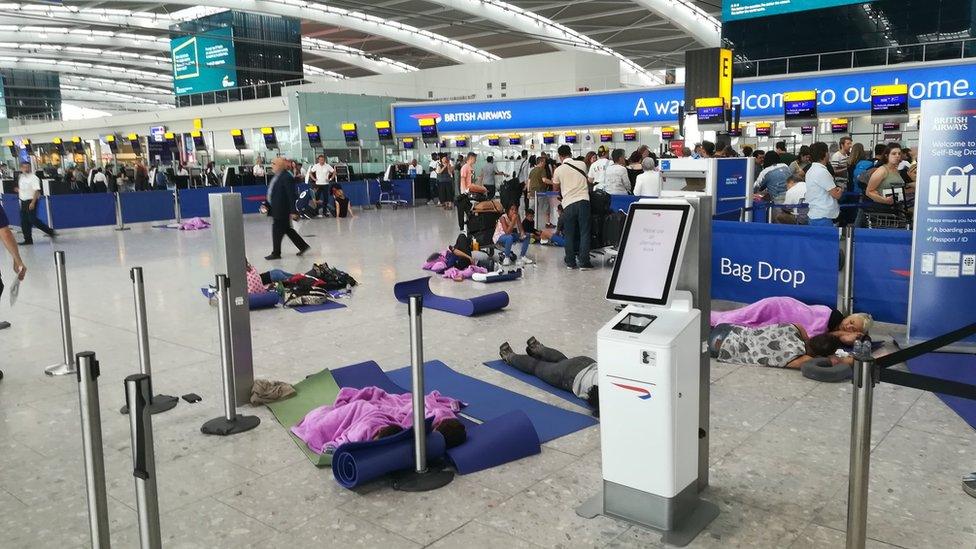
left=579, top=198, right=718, bottom=546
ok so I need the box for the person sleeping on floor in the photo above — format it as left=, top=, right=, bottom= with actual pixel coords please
left=710, top=296, right=872, bottom=340
left=709, top=322, right=853, bottom=370
left=498, top=337, right=600, bottom=417
left=291, top=386, right=467, bottom=456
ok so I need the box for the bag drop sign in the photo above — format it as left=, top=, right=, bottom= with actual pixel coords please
left=719, top=258, right=807, bottom=288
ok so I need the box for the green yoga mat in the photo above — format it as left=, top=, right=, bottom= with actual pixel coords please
left=266, top=369, right=341, bottom=467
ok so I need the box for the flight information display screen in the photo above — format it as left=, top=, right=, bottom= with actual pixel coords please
left=600, top=132, right=613, bottom=143
left=724, top=0, right=870, bottom=21
left=784, top=92, right=817, bottom=127
left=564, top=133, right=577, bottom=144
left=341, top=123, right=359, bottom=143
left=402, top=138, right=415, bottom=149
left=871, top=85, right=909, bottom=123
left=661, top=128, right=675, bottom=140
left=509, top=136, right=521, bottom=145
left=623, top=130, right=637, bottom=142
left=755, top=124, right=771, bottom=137
left=543, top=134, right=555, bottom=145
left=696, top=105, right=726, bottom=130
left=420, top=118, right=438, bottom=142
left=487, top=136, right=500, bottom=146
left=801, top=126, right=814, bottom=135
left=831, top=120, right=849, bottom=133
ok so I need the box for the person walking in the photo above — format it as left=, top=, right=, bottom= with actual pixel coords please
left=265, top=157, right=310, bottom=260
left=552, top=145, right=593, bottom=270
left=0, top=205, right=26, bottom=341
left=14, top=162, right=55, bottom=245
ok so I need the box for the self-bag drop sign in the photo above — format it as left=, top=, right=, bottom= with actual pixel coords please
left=908, top=98, right=976, bottom=348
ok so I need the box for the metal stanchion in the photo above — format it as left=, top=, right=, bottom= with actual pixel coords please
left=766, top=203, right=774, bottom=223
left=173, top=189, right=182, bottom=224
left=114, top=192, right=130, bottom=231
left=392, top=294, right=454, bottom=492
left=120, top=267, right=178, bottom=415
left=841, top=226, right=855, bottom=316
left=125, top=374, right=162, bottom=549
left=200, top=274, right=260, bottom=436
left=76, top=352, right=111, bottom=548
left=846, top=340, right=877, bottom=549
left=46, top=251, right=77, bottom=376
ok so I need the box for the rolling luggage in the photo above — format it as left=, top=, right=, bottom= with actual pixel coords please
left=602, top=210, right=627, bottom=248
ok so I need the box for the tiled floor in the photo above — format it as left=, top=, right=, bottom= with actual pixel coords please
left=0, top=205, right=973, bottom=548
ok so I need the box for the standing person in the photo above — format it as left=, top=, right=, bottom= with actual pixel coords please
left=427, top=153, right=440, bottom=205
left=603, top=149, right=632, bottom=195
left=831, top=136, right=853, bottom=185
left=804, top=142, right=843, bottom=227
left=587, top=146, right=611, bottom=186
left=306, top=154, right=336, bottom=217
left=134, top=161, right=149, bottom=191
left=527, top=155, right=553, bottom=224
left=435, top=154, right=455, bottom=210
left=552, top=145, right=593, bottom=270
left=848, top=143, right=875, bottom=188
left=0, top=204, right=27, bottom=336
left=14, top=162, right=55, bottom=245
left=515, top=150, right=531, bottom=211
left=253, top=157, right=267, bottom=180
left=265, top=157, right=310, bottom=260
left=633, top=156, right=661, bottom=197
left=479, top=156, right=506, bottom=199
left=699, top=141, right=716, bottom=158
left=775, top=141, right=796, bottom=166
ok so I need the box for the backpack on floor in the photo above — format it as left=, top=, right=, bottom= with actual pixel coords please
left=602, top=210, right=627, bottom=248
left=283, top=286, right=329, bottom=307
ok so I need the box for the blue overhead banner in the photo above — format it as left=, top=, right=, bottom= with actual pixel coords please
left=908, top=98, right=976, bottom=347
left=724, top=0, right=871, bottom=22
left=393, top=60, right=976, bottom=133
left=712, top=221, right=840, bottom=306
left=170, top=26, right=237, bottom=96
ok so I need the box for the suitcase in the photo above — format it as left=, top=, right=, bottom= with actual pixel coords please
left=590, top=189, right=611, bottom=217
left=602, top=211, right=627, bottom=248
left=590, top=213, right=606, bottom=250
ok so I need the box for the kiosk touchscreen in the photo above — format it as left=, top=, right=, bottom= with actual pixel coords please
left=581, top=198, right=718, bottom=545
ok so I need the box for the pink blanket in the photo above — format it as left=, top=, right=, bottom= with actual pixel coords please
left=710, top=296, right=832, bottom=336
left=291, top=386, right=463, bottom=455
left=179, top=217, right=211, bottom=231
left=441, top=265, right=487, bottom=280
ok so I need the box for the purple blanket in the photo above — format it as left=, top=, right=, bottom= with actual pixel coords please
left=710, top=296, right=832, bottom=336
left=291, top=386, right=463, bottom=455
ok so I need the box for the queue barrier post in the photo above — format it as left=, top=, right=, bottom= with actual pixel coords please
left=76, top=351, right=111, bottom=549
left=200, top=274, right=260, bottom=436
left=120, top=267, right=178, bottom=415
left=841, top=226, right=855, bottom=315
left=392, top=294, right=454, bottom=492
left=124, top=374, right=162, bottom=549
left=846, top=340, right=877, bottom=549
left=46, top=250, right=77, bottom=376
left=173, top=189, right=182, bottom=224
left=114, top=192, right=130, bottom=232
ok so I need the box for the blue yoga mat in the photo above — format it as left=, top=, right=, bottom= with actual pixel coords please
left=394, top=276, right=508, bottom=316
left=332, top=420, right=447, bottom=489
left=293, top=301, right=346, bottom=313
left=483, top=360, right=591, bottom=409
left=473, top=270, right=522, bottom=283
left=906, top=352, right=976, bottom=430
left=332, top=361, right=407, bottom=394
left=387, top=361, right=597, bottom=443
left=199, top=288, right=280, bottom=310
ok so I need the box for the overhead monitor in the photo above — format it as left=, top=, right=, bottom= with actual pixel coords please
left=542, top=132, right=556, bottom=145
left=724, top=0, right=870, bottom=22
left=341, top=122, right=359, bottom=144
left=882, top=122, right=900, bottom=131
left=694, top=97, right=727, bottom=131
left=71, top=136, right=85, bottom=154
left=600, top=131, right=613, bottom=143
left=52, top=137, right=65, bottom=155
left=508, top=134, right=521, bottom=146
left=455, top=136, right=468, bottom=147
left=800, top=126, right=814, bottom=135
left=230, top=128, right=246, bottom=150
left=261, top=127, right=278, bottom=149
left=419, top=118, right=438, bottom=144
left=306, top=124, right=323, bottom=148
left=606, top=200, right=694, bottom=307
left=755, top=122, right=771, bottom=137
left=170, top=25, right=237, bottom=96
left=5, top=139, right=15, bottom=156
left=150, top=126, right=166, bottom=142
left=126, top=133, right=142, bottom=154
left=164, top=132, right=178, bottom=151
left=487, top=135, right=500, bottom=146
left=104, top=134, right=119, bottom=154
left=564, top=132, right=578, bottom=144
left=190, top=130, right=205, bottom=149
left=623, top=129, right=638, bottom=142
left=661, top=127, right=676, bottom=140
left=783, top=91, right=817, bottom=127
left=375, top=120, right=394, bottom=143
left=402, top=137, right=416, bottom=149
left=439, top=138, right=450, bottom=149
left=871, top=84, right=909, bottom=124
left=830, top=119, right=849, bottom=133
left=727, top=126, right=742, bottom=137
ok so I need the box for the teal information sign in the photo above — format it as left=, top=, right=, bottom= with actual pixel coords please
left=724, top=0, right=872, bottom=21
left=170, top=26, right=237, bottom=96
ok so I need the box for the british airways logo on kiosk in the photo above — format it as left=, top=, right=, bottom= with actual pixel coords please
left=612, top=382, right=652, bottom=400
left=393, top=60, right=976, bottom=133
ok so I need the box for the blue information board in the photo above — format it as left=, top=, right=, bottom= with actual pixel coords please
left=170, top=26, right=238, bottom=96
left=724, top=0, right=871, bottom=21
left=908, top=98, right=976, bottom=347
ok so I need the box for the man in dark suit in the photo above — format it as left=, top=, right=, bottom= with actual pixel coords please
left=265, top=157, right=310, bottom=260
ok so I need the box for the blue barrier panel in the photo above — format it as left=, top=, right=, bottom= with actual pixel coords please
left=35, top=196, right=50, bottom=227
left=751, top=200, right=770, bottom=223
left=231, top=185, right=268, bottom=214
left=179, top=188, right=226, bottom=218
left=853, top=228, right=912, bottom=324
left=610, top=195, right=644, bottom=213
left=47, top=194, right=115, bottom=229
left=392, top=179, right=414, bottom=203
left=712, top=220, right=840, bottom=306
left=120, top=191, right=174, bottom=224
left=341, top=180, right=370, bottom=207
left=2, top=194, right=20, bottom=227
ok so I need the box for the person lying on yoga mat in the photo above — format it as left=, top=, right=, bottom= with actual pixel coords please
left=709, top=323, right=852, bottom=369
left=711, top=296, right=871, bottom=339
left=499, top=337, right=599, bottom=416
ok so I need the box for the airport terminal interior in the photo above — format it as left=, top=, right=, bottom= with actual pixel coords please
left=0, top=0, right=975, bottom=548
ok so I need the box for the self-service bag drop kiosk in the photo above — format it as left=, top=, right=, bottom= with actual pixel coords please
left=577, top=199, right=719, bottom=547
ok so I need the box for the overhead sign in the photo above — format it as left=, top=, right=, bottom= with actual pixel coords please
left=783, top=90, right=818, bottom=127
left=170, top=26, right=238, bottom=96
left=908, top=98, right=976, bottom=347
left=393, top=60, right=976, bottom=133
left=871, top=83, right=910, bottom=124
left=724, top=0, right=872, bottom=21
left=719, top=48, right=733, bottom=108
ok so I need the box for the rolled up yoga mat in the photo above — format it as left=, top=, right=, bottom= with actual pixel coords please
left=249, top=291, right=281, bottom=309
left=445, top=410, right=539, bottom=474
left=332, top=421, right=447, bottom=489
left=471, top=269, right=522, bottom=283
left=393, top=276, right=508, bottom=316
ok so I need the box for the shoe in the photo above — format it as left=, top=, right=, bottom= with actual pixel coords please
left=965, top=472, right=976, bottom=498
left=565, top=264, right=578, bottom=270
left=17, top=241, right=32, bottom=246
left=44, top=232, right=56, bottom=238
left=502, top=257, right=513, bottom=267
left=264, top=253, right=281, bottom=260
left=316, top=214, right=325, bottom=218
left=579, top=264, right=595, bottom=271
left=540, top=239, right=550, bottom=245
left=297, top=245, right=311, bottom=256
left=520, top=256, right=535, bottom=265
